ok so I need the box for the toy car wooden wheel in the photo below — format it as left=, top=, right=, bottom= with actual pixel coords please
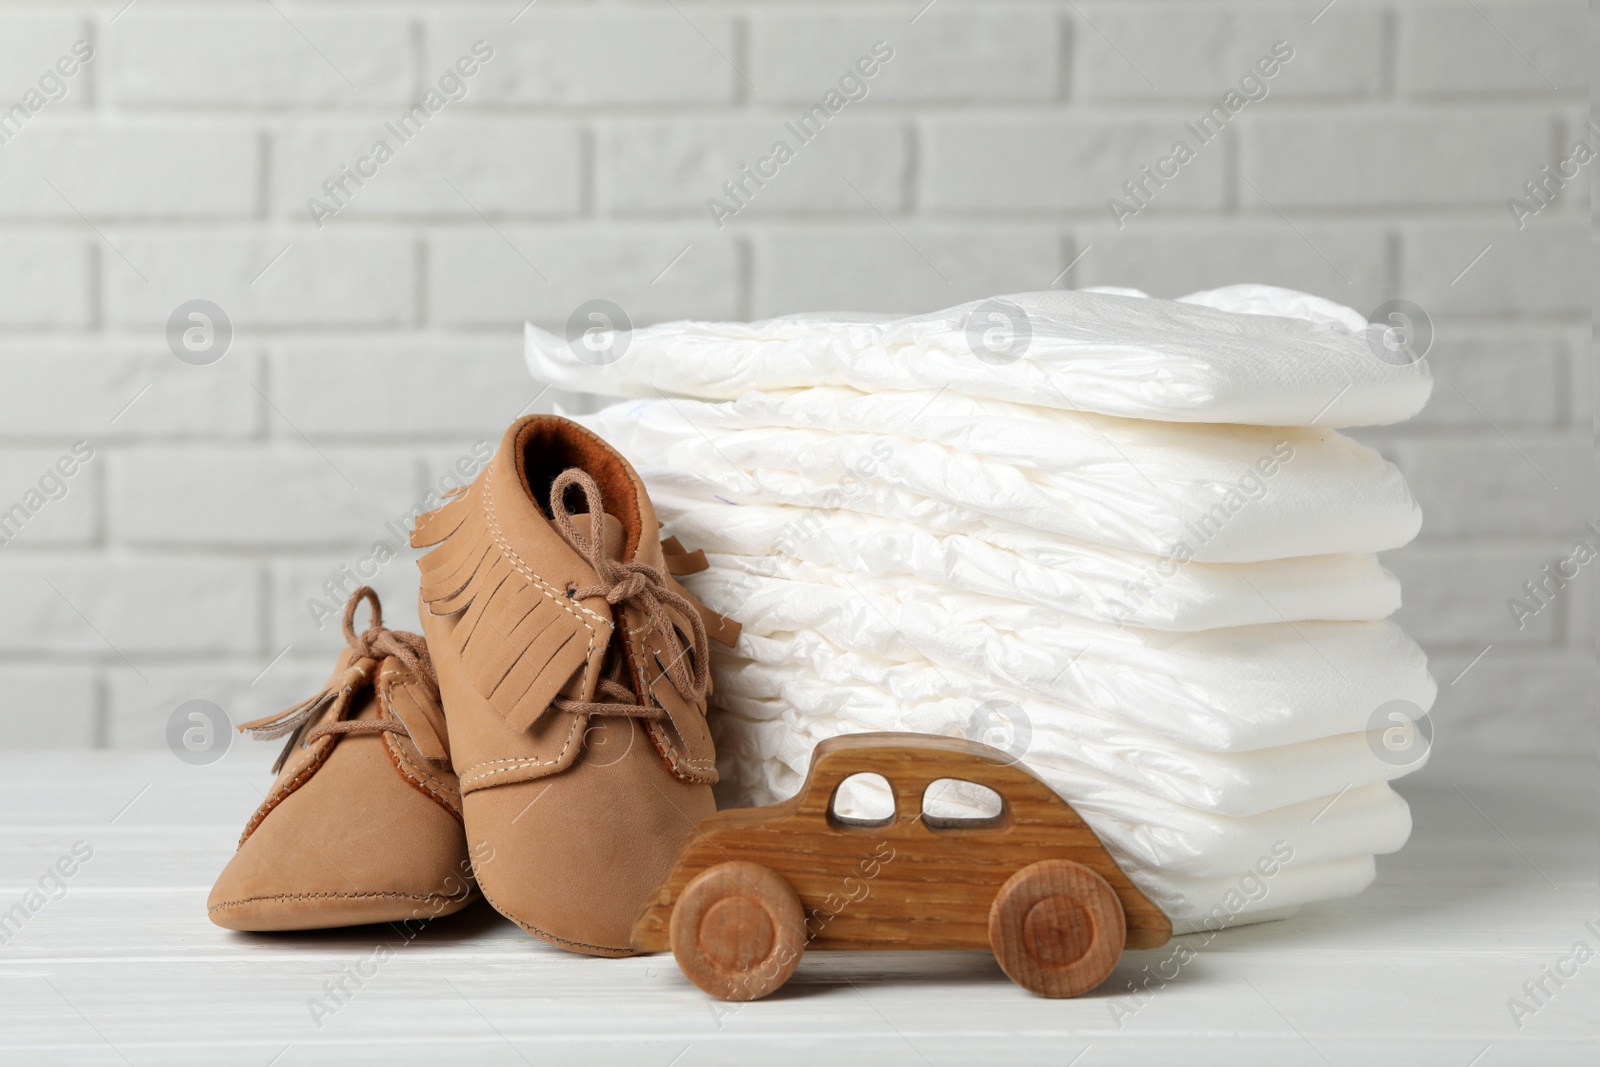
left=989, top=859, right=1126, bottom=998
left=669, top=861, right=807, bottom=1001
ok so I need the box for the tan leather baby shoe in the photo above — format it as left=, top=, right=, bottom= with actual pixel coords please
left=208, top=588, right=479, bottom=931
left=410, top=415, right=737, bottom=956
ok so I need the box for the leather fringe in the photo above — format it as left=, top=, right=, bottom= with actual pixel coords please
left=413, top=479, right=603, bottom=734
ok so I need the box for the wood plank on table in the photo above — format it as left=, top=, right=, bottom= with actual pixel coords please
left=0, top=751, right=1593, bottom=1065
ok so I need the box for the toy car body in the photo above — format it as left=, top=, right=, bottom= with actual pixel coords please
left=630, top=732, right=1171, bottom=999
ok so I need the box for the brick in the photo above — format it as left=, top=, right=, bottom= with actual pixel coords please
left=1594, top=209, right=1600, bottom=311
left=1403, top=223, right=1588, bottom=318
left=596, top=118, right=909, bottom=218
left=0, top=561, right=260, bottom=655
left=270, top=345, right=532, bottom=438
left=108, top=14, right=411, bottom=106
left=748, top=9, right=1057, bottom=102
left=105, top=235, right=414, bottom=328
left=1404, top=3, right=1587, bottom=96
left=1397, top=438, right=1590, bottom=537
left=1407, top=333, right=1564, bottom=429
left=1567, top=333, right=1591, bottom=427
left=1079, top=4, right=1383, bottom=99
left=1245, top=112, right=1553, bottom=207
left=407, top=442, right=499, bottom=505
left=106, top=665, right=330, bottom=750
left=428, top=229, right=740, bottom=328
left=261, top=438, right=529, bottom=656
left=1077, top=222, right=1389, bottom=311
left=414, top=440, right=516, bottom=498
left=0, top=669, right=96, bottom=748
left=0, top=16, right=92, bottom=110
left=0, top=237, right=91, bottom=327
left=0, top=350, right=262, bottom=440
left=273, top=119, right=582, bottom=221
left=0, top=446, right=99, bottom=546
left=271, top=558, right=426, bottom=656
left=110, top=447, right=420, bottom=548
left=750, top=227, right=1062, bottom=318
left=428, top=13, right=736, bottom=104
left=923, top=117, right=1228, bottom=212
left=1386, top=546, right=1561, bottom=646
left=0, top=124, right=258, bottom=220
left=1427, top=650, right=1596, bottom=753
left=1565, top=550, right=1595, bottom=649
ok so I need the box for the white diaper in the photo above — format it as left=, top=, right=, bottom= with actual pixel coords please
left=713, top=721, right=1410, bottom=924
left=695, top=567, right=1435, bottom=752
left=649, top=492, right=1403, bottom=631
left=711, top=659, right=1421, bottom=816
left=529, top=283, right=1431, bottom=427
left=580, top=388, right=1421, bottom=561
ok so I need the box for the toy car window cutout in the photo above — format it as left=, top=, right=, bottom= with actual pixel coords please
left=921, top=778, right=1008, bottom=831
left=827, top=772, right=895, bottom=829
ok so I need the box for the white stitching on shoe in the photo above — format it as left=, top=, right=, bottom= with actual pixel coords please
left=483, top=474, right=609, bottom=636
left=457, top=717, right=584, bottom=787
left=208, top=890, right=458, bottom=914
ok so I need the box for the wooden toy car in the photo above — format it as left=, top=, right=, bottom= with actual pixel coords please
left=630, top=732, right=1171, bottom=1000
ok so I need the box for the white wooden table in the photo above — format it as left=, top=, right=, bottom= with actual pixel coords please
left=1, top=748, right=1594, bottom=1066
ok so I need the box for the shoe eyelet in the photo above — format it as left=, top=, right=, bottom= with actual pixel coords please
left=565, top=582, right=578, bottom=598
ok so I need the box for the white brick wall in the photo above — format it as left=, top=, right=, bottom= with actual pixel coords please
left=0, top=0, right=1590, bottom=759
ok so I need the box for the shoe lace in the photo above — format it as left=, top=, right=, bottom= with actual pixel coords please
left=241, top=587, right=440, bottom=773
left=300, top=586, right=439, bottom=745
left=546, top=468, right=710, bottom=722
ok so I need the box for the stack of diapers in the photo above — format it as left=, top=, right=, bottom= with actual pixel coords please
left=526, top=284, right=1435, bottom=931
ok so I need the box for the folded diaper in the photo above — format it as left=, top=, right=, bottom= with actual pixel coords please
left=579, top=391, right=1421, bottom=561
left=528, top=284, right=1432, bottom=427
left=1157, top=857, right=1381, bottom=929
left=714, top=712, right=1409, bottom=923
left=696, top=567, right=1435, bottom=752
left=711, top=655, right=1420, bottom=815
left=715, top=713, right=1410, bottom=876
left=647, top=491, right=1403, bottom=631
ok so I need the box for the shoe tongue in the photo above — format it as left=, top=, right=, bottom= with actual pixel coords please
left=555, top=505, right=627, bottom=564
left=597, top=512, right=626, bottom=563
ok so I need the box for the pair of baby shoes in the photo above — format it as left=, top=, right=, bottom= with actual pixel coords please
left=207, top=415, right=738, bottom=956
